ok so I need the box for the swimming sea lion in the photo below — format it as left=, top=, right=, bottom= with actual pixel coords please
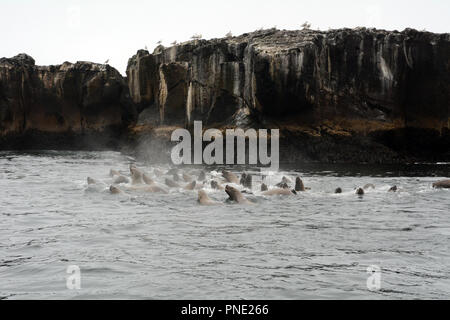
left=225, top=185, right=253, bottom=204
left=363, top=183, right=375, bottom=190
left=388, top=185, right=398, bottom=192
left=130, top=167, right=144, bottom=184
left=87, top=177, right=98, bottom=185
left=184, top=181, right=196, bottom=190
left=165, top=178, right=180, bottom=188
left=261, top=183, right=268, bottom=192
left=183, top=172, right=193, bottom=183
left=356, top=188, right=365, bottom=195
left=432, top=179, right=450, bottom=189
left=211, top=180, right=225, bottom=190
left=109, top=169, right=120, bottom=177
left=198, top=190, right=219, bottom=205
left=143, top=173, right=154, bottom=185
left=276, top=182, right=289, bottom=189
left=109, top=185, right=122, bottom=194
left=335, top=187, right=343, bottom=194
left=113, top=175, right=130, bottom=184
left=262, top=188, right=296, bottom=196
left=240, top=173, right=252, bottom=189
left=295, top=177, right=305, bottom=192
left=222, top=170, right=239, bottom=184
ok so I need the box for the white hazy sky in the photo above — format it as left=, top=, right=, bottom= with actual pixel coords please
left=1, top=0, right=449, bottom=74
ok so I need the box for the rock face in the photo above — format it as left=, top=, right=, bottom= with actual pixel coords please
left=0, top=54, right=136, bottom=149
left=1, top=27, right=449, bottom=162
left=127, top=28, right=449, bottom=162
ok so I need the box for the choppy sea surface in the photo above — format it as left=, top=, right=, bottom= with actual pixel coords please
left=0, top=150, right=449, bottom=300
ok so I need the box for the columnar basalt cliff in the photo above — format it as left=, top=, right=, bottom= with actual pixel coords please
left=127, top=28, right=449, bottom=163
left=0, top=54, right=136, bottom=149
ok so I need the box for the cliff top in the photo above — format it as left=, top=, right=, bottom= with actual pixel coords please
left=124, top=27, right=450, bottom=68
left=0, top=54, right=116, bottom=74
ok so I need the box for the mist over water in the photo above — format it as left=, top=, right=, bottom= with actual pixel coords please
left=0, top=150, right=449, bottom=299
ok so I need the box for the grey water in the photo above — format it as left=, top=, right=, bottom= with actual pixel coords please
left=0, top=150, right=449, bottom=300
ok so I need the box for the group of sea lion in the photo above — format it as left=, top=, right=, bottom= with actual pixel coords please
left=87, top=167, right=450, bottom=204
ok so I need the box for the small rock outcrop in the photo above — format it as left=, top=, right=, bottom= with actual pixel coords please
left=0, top=54, right=137, bottom=149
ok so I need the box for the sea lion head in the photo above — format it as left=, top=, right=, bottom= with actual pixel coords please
left=295, top=177, right=305, bottom=192
left=130, top=167, right=143, bottom=183
left=335, top=187, right=343, bottom=194
left=356, top=187, right=365, bottom=195
left=261, top=183, right=268, bottom=191
left=225, top=185, right=240, bottom=201
left=388, top=185, right=398, bottom=192
left=87, top=177, right=97, bottom=185
left=211, top=180, right=220, bottom=189
left=109, top=185, right=121, bottom=194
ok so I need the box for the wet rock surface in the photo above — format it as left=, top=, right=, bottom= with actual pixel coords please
left=127, top=28, right=449, bottom=163
left=0, top=54, right=137, bottom=149
left=1, top=27, right=449, bottom=163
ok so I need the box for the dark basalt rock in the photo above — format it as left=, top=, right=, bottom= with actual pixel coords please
left=0, top=54, right=137, bottom=149
left=127, top=28, right=449, bottom=163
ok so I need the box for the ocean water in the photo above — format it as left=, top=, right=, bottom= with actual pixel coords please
left=0, top=150, right=449, bottom=299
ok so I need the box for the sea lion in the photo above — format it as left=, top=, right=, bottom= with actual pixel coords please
left=388, top=185, right=398, bottom=192
left=87, top=177, right=98, bottom=185
left=240, top=173, right=252, bottom=189
left=183, top=172, right=193, bottom=183
left=261, top=183, right=268, bottom=192
left=432, top=179, right=450, bottom=189
left=222, top=170, right=239, bottom=184
left=184, top=181, right=196, bottom=190
left=143, top=173, right=154, bottom=185
left=276, top=176, right=291, bottom=188
left=211, top=180, right=225, bottom=190
left=165, top=178, right=180, bottom=188
left=356, top=188, right=365, bottom=195
left=225, top=185, right=254, bottom=204
left=109, top=185, right=122, bottom=194
left=198, top=170, right=206, bottom=181
left=295, top=177, right=305, bottom=192
left=198, top=190, right=219, bottom=205
left=335, top=187, right=343, bottom=194
left=109, top=169, right=120, bottom=177
left=276, top=182, right=289, bottom=189
left=363, top=183, right=375, bottom=190
left=113, top=175, right=130, bottom=184
left=130, top=167, right=144, bottom=184
left=262, top=188, right=296, bottom=196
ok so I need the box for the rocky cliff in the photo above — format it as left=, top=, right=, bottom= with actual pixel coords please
left=1, top=27, right=449, bottom=162
left=0, top=54, right=136, bottom=149
left=127, top=28, right=449, bottom=163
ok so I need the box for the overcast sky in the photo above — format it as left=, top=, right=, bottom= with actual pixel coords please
left=1, top=0, right=448, bottom=74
